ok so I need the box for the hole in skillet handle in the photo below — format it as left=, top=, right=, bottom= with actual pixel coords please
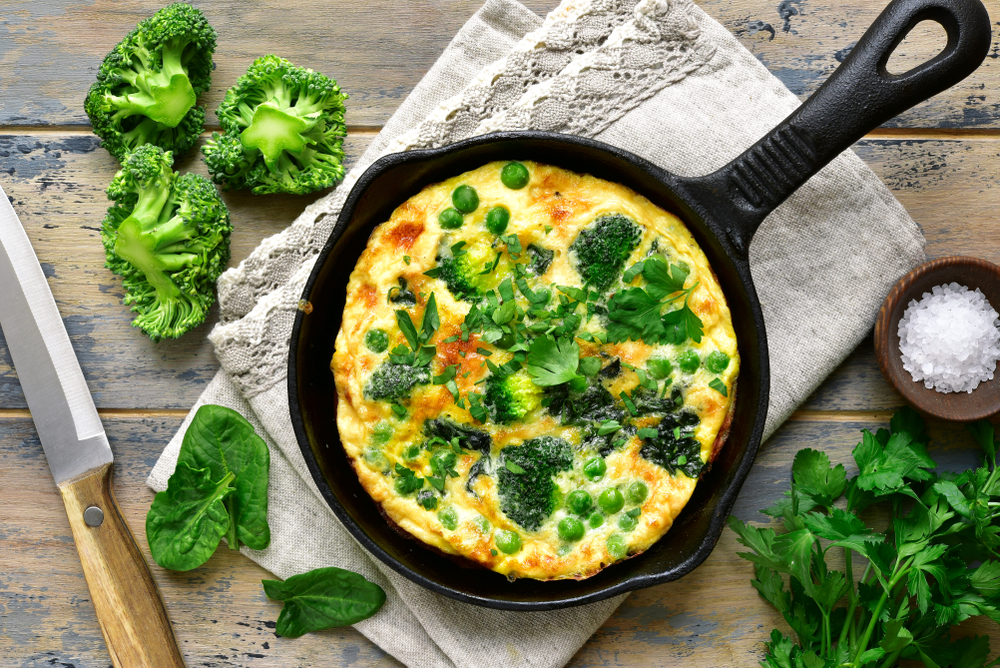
left=680, top=0, right=992, bottom=259
left=874, top=256, right=1000, bottom=422
left=884, top=19, right=949, bottom=75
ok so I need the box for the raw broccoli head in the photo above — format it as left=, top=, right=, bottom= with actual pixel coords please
left=497, top=436, right=573, bottom=531
left=569, top=213, right=642, bottom=291
left=102, top=145, right=231, bottom=341
left=84, top=3, right=216, bottom=162
left=203, top=54, right=348, bottom=195
left=364, top=362, right=431, bottom=401
left=484, top=370, right=542, bottom=424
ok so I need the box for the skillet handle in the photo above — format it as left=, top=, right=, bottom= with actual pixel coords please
left=687, top=0, right=991, bottom=256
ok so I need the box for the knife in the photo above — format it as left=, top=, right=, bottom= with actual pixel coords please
left=0, top=184, right=186, bottom=667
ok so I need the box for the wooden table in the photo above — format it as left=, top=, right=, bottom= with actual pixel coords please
left=1, top=1, right=998, bottom=665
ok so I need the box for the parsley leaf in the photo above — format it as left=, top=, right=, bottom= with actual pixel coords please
left=641, top=257, right=688, bottom=300
left=605, top=257, right=704, bottom=345
left=526, top=335, right=582, bottom=387
left=606, top=288, right=667, bottom=343
left=729, top=409, right=1000, bottom=668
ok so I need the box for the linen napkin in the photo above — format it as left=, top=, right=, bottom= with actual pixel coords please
left=148, top=0, right=927, bottom=666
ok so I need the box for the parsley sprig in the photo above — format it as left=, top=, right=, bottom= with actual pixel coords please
left=607, top=256, right=703, bottom=345
left=525, top=334, right=586, bottom=388
left=729, top=408, right=1000, bottom=668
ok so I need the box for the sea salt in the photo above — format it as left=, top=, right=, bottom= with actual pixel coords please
left=897, top=282, right=1000, bottom=394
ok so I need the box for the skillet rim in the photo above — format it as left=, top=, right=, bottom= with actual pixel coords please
left=288, top=130, right=770, bottom=610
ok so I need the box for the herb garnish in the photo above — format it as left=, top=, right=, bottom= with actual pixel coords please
left=607, top=256, right=703, bottom=345
left=526, top=335, right=585, bottom=387
left=730, top=408, right=1000, bottom=668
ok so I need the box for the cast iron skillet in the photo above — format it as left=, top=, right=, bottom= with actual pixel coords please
left=289, top=0, right=992, bottom=610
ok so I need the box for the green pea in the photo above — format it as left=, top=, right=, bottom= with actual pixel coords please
left=495, top=529, right=522, bottom=554
left=485, top=205, right=510, bottom=235
left=607, top=534, right=628, bottom=559
left=583, top=457, right=607, bottom=481
left=557, top=544, right=573, bottom=556
left=474, top=516, right=491, bottom=534
left=647, top=357, right=672, bottom=380
left=567, top=490, right=593, bottom=515
left=362, top=445, right=388, bottom=471
left=452, top=185, right=479, bottom=213
left=365, top=328, right=389, bottom=353
left=588, top=512, right=605, bottom=529
left=371, top=420, right=394, bottom=445
left=598, top=488, right=625, bottom=514
left=618, top=514, right=638, bottom=532
left=678, top=350, right=700, bottom=374
left=500, top=162, right=530, bottom=189
left=438, top=507, right=458, bottom=531
left=627, top=481, right=648, bottom=505
left=706, top=350, right=731, bottom=374
left=438, top=207, right=464, bottom=229
left=558, top=517, right=585, bottom=542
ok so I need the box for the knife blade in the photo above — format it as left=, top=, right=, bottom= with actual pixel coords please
left=0, top=184, right=186, bottom=668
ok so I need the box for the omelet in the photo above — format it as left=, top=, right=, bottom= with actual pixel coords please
left=333, top=161, right=738, bottom=580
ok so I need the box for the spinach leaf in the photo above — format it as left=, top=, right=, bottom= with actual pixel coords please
left=146, top=462, right=235, bottom=571
left=262, top=567, right=386, bottom=637
left=176, top=404, right=271, bottom=551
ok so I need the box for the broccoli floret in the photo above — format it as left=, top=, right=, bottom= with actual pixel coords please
left=84, top=3, right=216, bottom=162
left=484, top=370, right=542, bottom=424
left=526, top=244, right=554, bottom=276
left=639, top=410, right=703, bottom=477
left=202, top=55, right=348, bottom=195
left=497, top=436, right=573, bottom=531
left=364, top=362, right=431, bottom=401
left=437, top=238, right=509, bottom=302
left=570, top=213, right=642, bottom=290
left=102, top=145, right=231, bottom=341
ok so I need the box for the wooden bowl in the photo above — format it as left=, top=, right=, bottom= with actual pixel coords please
left=874, top=256, right=1000, bottom=421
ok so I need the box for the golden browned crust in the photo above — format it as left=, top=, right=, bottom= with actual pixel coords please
left=332, top=161, right=739, bottom=580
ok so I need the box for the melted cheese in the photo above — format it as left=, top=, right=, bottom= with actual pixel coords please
left=333, top=161, right=738, bottom=580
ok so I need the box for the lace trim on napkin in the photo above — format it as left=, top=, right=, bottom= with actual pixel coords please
left=211, top=0, right=714, bottom=398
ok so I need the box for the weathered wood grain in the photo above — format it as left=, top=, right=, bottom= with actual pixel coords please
left=0, top=0, right=996, bottom=129
left=0, top=0, right=558, bottom=129
left=3, top=416, right=997, bottom=667
left=700, top=0, right=1000, bottom=130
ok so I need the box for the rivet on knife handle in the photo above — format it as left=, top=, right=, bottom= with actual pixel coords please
left=60, top=463, right=186, bottom=668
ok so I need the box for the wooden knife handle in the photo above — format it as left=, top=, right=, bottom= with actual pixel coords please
left=59, top=462, right=186, bottom=668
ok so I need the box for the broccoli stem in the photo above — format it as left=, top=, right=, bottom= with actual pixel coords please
left=107, top=37, right=195, bottom=128
left=113, top=187, right=200, bottom=302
